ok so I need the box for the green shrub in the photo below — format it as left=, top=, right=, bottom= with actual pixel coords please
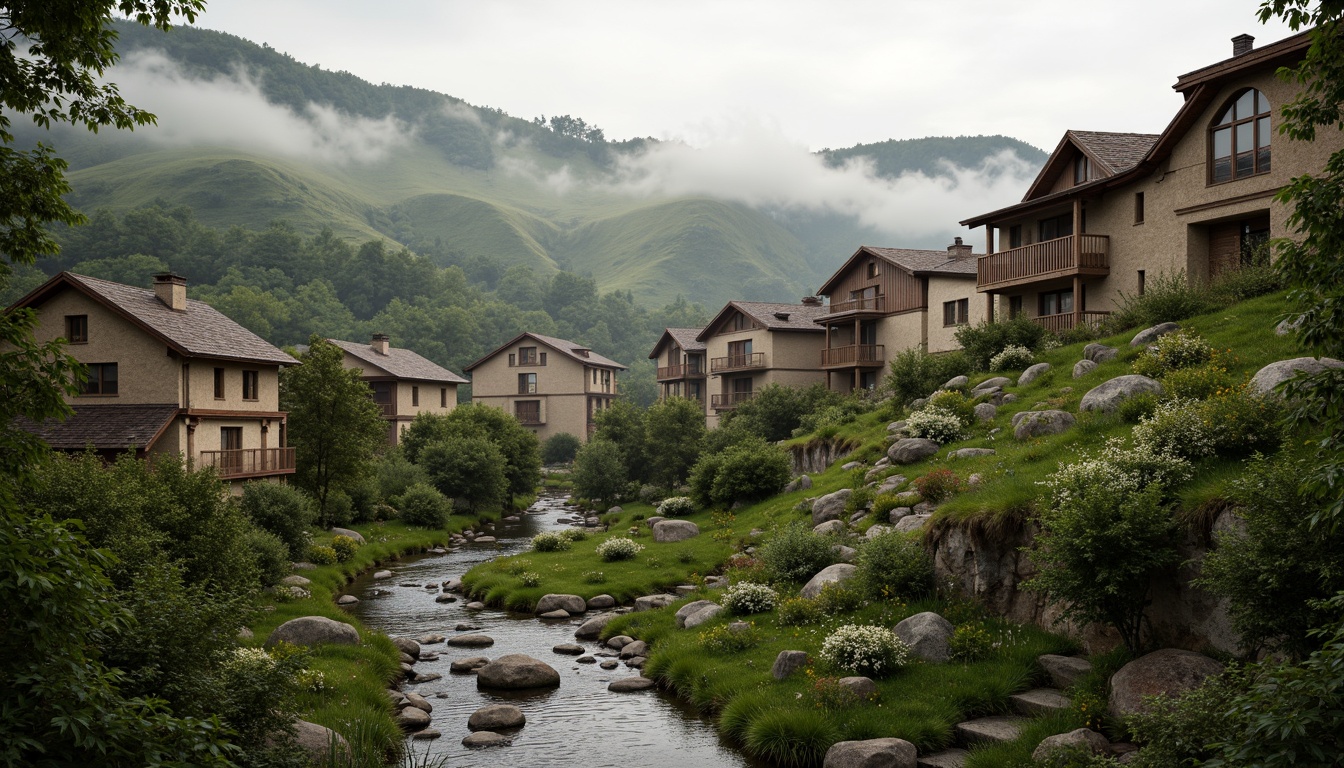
left=885, top=347, right=971, bottom=404
left=1208, top=254, right=1281, bottom=305
left=1124, top=668, right=1249, bottom=768
left=1133, top=391, right=1281, bottom=461
left=723, top=582, right=779, bottom=614
left=541, top=432, right=582, bottom=464
left=243, top=528, right=291, bottom=586
left=855, top=530, right=933, bottom=601
left=345, top=475, right=381, bottom=523
left=656, top=496, right=696, bottom=517
left=420, top=437, right=508, bottom=512
left=845, top=486, right=875, bottom=517
left=758, top=521, right=836, bottom=583
left=912, top=469, right=964, bottom=503
left=1117, top=392, right=1160, bottom=424
left=792, top=398, right=870, bottom=438
left=1132, top=330, right=1214, bottom=377
left=688, top=438, right=791, bottom=507
left=700, top=623, right=759, bottom=653
left=776, top=596, right=823, bottom=626
left=239, top=482, right=317, bottom=560
left=947, top=623, right=994, bottom=662
left=306, top=544, right=337, bottom=566
left=321, top=489, right=354, bottom=528
left=1104, top=270, right=1217, bottom=332
left=531, top=531, right=572, bottom=552
left=330, top=534, right=359, bottom=563
left=572, top=439, right=629, bottom=504
left=818, top=624, right=910, bottom=677
left=871, top=492, right=904, bottom=521
left=582, top=570, right=606, bottom=584
left=722, top=383, right=841, bottom=442
left=1161, top=358, right=1236, bottom=400
left=395, top=483, right=452, bottom=528
left=376, top=451, right=429, bottom=500
left=596, top=537, right=644, bottom=561
left=925, top=390, right=976, bottom=426
left=815, top=581, right=866, bottom=613
left=955, top=317, right=1048, bottom=371
left=558, top=528, right=588, bottom=543
left=903, top=408, right=966, bottom=443
left=989, top=344, right=1035, bottom=372
left=518, top=571, right=541, bottom=588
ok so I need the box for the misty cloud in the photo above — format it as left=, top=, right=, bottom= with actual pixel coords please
left=109, top=50, right=414, bottom=163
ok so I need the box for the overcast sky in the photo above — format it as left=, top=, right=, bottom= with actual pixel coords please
left=188, top=0, right=1296, bottom=153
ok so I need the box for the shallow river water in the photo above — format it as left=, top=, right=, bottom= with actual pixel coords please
left=347, top=494, right=765, bottom=768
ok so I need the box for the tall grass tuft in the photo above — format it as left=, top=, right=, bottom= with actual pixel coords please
left=743, top=707, right=842, bottom=767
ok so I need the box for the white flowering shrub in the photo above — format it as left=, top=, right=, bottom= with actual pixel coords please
left=1041, top=437, right=1192, bottom=507
left=903, top=408, right=965, bottom=444
left=1132, top=398, right=1217, bottom=460
left=657, top=496, right=696, bottom=517
left=1132, top=330, right=1213, bottom=377
left=558, top=528, right=588, bottom=543
left=722, top=582, right=779, bottom=614
left=531, top=531, right=572, bottom=552
left=819, top=624, right=911, bottom=677
left=596, top=536, right=645, bottom=562
left=990, top=344, right=1035, bottom=372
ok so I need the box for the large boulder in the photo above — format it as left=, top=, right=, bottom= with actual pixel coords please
left=1083, top=343, right=1119, bottom=363
left=1079, top=375, right=1163, bottom=414
left=772, top=650, right=809, bottom=680
left=450, top=656, right=491, bottom=673
left=391, top=637, right=420, bottom=659
left=893, top=612, right=954, bottom=663
left=1108, top=649, right=1224, bottom=718
left=1018, top=363, right=1052, bottom=387
left=609, top=676, right=657, bottom=692
left=1038, top=654, right=1093, bottom=689
left=893, top=514, right=930, bottom=533
left=802, top=563, right=858, bottom=600
left=265, top=616, right=360, bottom=649
left=682, top=604, right=723, bottom=629
left=813, top=489, right=854, bottom=524
left=536, top=594, right=587, bottom=615
left=675, top=600, right=719, bottom=628
left=973, top=402, right=998, bottom=422
left=948, top=448, right=995, bottom=460
left=822, top=738, right=917, bottom=768
left=1248, top=357, right=1344, bottom=397
left=468, top=704, right=525, bottom=731
left=395, top=706, right=431, bottom=731
left=1073, top=359, right=1098, bottom=379
left=942, top=375, right=970, bottom=390
left=448, top=634, right=495, bottom=648
left=785, top=475, right=814, bottom=493
left=634, top=593, right=678, bottom=611
left=461, top=731, right=509, bottom=748
left=1032, top=729, right=1112, bottom=762
left=475, top=654, right=561, bottom=690
left=330, top=527, right=365, bottom=544
left=575, top=612, right=618, bottom=639
left=652, top=520, right=700, bottom=543
left=887, top=439, right=940, bottom=465
left=814, top=519, right=846, bottom=536
left=292, top=720, right=350, bottom=763
left=1012, top=410, right=1076, bottom=440
left=1130, top=322, right=1180, bottom=346
left=973, top=376, right=1013, bottom=394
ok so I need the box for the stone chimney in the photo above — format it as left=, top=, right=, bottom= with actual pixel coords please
left=1233, top=34, right=1255, bottom=57
left=801, top=296, right=822, bottom=306
left=947, top=237, right=974, bottom=259
left=152, top=273, right=188, bottom=311
left=371, top=333, right=390, bottom=355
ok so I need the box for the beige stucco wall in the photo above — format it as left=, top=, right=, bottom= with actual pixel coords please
left=185, top=360, right=281, bottom=412
left=925, top=276, right=983, bottom=353
left=470, top=339, right=620, bottom=443
left=703, top=328, right=825, bottom=429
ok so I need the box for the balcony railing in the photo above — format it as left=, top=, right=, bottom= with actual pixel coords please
left=824, top=295, right=886, bottom=316
left=374, top=401, right=395, bottom=418
left=516, top=412, right=543, bottom=426
left=977, top=234, right=1110, bottom=291
left=1033, top=311, right=1112, bottom=334
left=656, top=363, right=707, bottom=380
left=821, top=344, right=885, bottom=368
left=199, top=447, right=296, bottom=479
left=711, top=391, right=758, bottom=410
left=710, top=352, right=765, bottom=373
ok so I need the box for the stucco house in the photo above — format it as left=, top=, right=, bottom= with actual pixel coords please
left=327, top=334, right=468, bottom=446
left=649, top=327, right=708, bottom=413
left=815, top=239, right=983, bottom=393
left=10, top=272, right=296, bottom=489
left=464, top=332, right=625, bottom=442
left=696, top=300, right=828, bottom=429
left=961, top=32, right=1340, bottom=331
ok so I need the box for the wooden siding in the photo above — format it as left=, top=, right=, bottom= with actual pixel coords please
left=825, top=257, right=926, bottom=315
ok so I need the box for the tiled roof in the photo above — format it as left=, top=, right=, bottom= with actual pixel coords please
left=666, top=328, right=706, bottom=352
left=328, top=339, right=467, bottom=383
left=59, top=273, right=296, bottom=365
left=15, top=403, right=179, bottom=451
left=865, top=247, right=979, bottom=277
left=466, top=332, right=626, bottom=371
left=1069, top=131, right=1160, bottom=174
left=734, top=301, right=830, bottom=330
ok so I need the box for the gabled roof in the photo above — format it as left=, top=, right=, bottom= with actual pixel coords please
left=696, top=301, right=828, bottom=341
left=817, top=245, right=976, bottom=296
left=1021, top=131, right=1160, bottom=202
left=328, top=338, right=467, bottom=384
left=463, top=332, right=626, bottom=372
left=648, top=327, right=706, bottom=359
left=10, top=272, right=295, bottom=366
left=14, top=403, right=179, bottom=451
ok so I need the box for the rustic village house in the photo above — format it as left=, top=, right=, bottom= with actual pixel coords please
left=327, top=335, right=468, bottom=446
left=648, top=327, right=708, bottom=415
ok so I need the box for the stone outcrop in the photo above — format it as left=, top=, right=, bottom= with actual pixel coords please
left=802, top=563, right=858, bottom=599
left=1073, top=359, right=1098, bottom=378
left=1079, top=375, right=1163, bottom=413
left=1248, top=356, right=1344, bottom=397
left=1130, top=322, right=1180, bottom=346
left=887, top=439, right=940, bottom=465
left=265, top=616, right=360, bottom=649
left=536, top=594, right=587, bottom=615
left=652, top=520, right=700, bottom=542
left=1012, top=410, right=1075, bottom=440
left=813, top=489, right=853, bottom=524
left=1108, top=649, right=1224, bottom=718
left=893, top=612, right=954, bottom=663
left=772, top=650, right=809, bottom=680
left=475, top=654, right=561, bottom=690
left=822, top=738, right=917, bottom=768
left=1017, top=363, right=1052, bottom=387
left=468, top=704, right=525, bottom=731
left=1083, top=343, right=1119, bottom=364
left=1032, top=729, right=1112, bottom=761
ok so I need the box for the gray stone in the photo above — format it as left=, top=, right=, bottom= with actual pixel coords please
left=434, top=594, right=456, bottom=603
left=785, top=475, right=814, bottom=492
left=447, top=634, right=494, bottom=648
left=609, top=676, right=657, bottom=692
left=392, top=637, right=420, bottom=659
left=600, top=659, right=619, bottom=670
left=802, top=563, right=858, bottom=599
left=1073, top=359, right=1098, bottom=378
left=411, top=672, right=441, bottom=683
left=866, top=525, right=893, bottom=539
left=893, top=514, right=930, bottom=533
left=834, top=544, right=858, bottom=562
left=575, top=612, right=618, bottom=639
left=1083, top=343, right=1119, bottom=363
left=265, top=616, right=360, bottom=649
left=410, top=729, right=441, bottom=740
left=813, top=489, right=854, bottom=524
left=1031, top=729, right=1112, bottom=762
left=474, top=536, right=497, bottom=544
left=330, top=527, right=365, bottom=544
left=607, top=635, right=633, bottom=649
left=1130, top=322, right=1180, bottom=346
left=607, top=505, right=623, bottom=515
left=973, top=402, right=997, bottom=422
left=403, top=692, right=432, bottom=713
left=1017, top=363, right=1052, bottom=387
left=634, top=594, right=678, bottom=611
left=973, top=376, right=1012, bottom=393
left=772, top=650, right=809, bottom=680
left=1248, top=357, right=1344, bottom=397
left=1037, top=654, right=1093, bottom=689
left=475, top=654, right=561, bottom=690
left=948, top=448, right=995, bottom=459
left=954, top=716, right=1026, bottom=746
left=280, top=574, right=312, bottom=588
left=373, top=570, right=393, bottom=580
left=645, top=516, right=665, bottom=528
left=894, top=612, right=954, bottom=663
left=1012, top=410, right=1076, bottom=440
left=395, top=706, right=430, bottom=731
left=1276, top=315, right=1303, bottom=336
left=653, top=520, right=700, bottom=543
left=619, top=640, right=648, bottom=659
left=877, top=474, right=907, bottom=493
left=675, top=600, right=719, bottom=627
left=587, top=594, right=616, bottom=610
left=336, top=594, right=359, bottom=606
left=538, top=609, right=570, bottom=619
left=842, top=460, right=865, bottom=471
left=552, top=643, right=584, bottom=655
left=1010, top=688, right=1071, bottom=716
left=887, top=421, right=907, bottom=432
left=464, top=601, right=485, bottom=610
left=461, top=731, right=509, bottom=748
left=838, top=676, right=878, bottom=700
left=625, top=656, right=647, bottom=668
left=917, top=749, right=969, bottom=768
left=943, top=375, right=970, bottom=390
left=577, top=655, right=596, bottom=663
left=1079, top=375, right=1164, bottom=414
left=684, top=605, right=723, bottom=628
left=536, top=594, right=587, bottom=615
left=292, top=720, right=350, bottom=763
left=814, top=519, right=846, bottom=536
left=468, top=704, right=525, bottom=731
left=888, top=439, right=941, bottom=465
left=451, top=656, right=490, bottom=673
left=822, top=738, right=917, bottom=768
left=1109, top=649, right=1224, bottom=718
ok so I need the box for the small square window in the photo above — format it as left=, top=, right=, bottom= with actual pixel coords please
left=65, top=315, right=88, bottom=344
left=942, top=299, right=969, bottom=326
left=82, top=363, right=118, bottom=395
left=242, top=370, right=259, bottom=401
left=518, top=373, right=537, bottom=394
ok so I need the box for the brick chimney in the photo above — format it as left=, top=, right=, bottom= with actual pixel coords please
left=371, top=333, right=390, bottom=355
left=801, top=296, right=822, bottom=306
left=947, top=237, right=974, bottom=259
left=152, top=273, right=188, bottom=311
left=1233, top=34, right=1255, bottom=57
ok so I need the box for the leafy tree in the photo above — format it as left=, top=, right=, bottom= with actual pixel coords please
left=572, top=439, right=628, bottom=505
left=643, top=396, right=705, bottom=488
left=281, top=337, right=386, bottom=524
left=593, top=399, right=646, bottom=483
left=953, top=316, right=1048, bottom=371
left=541, top=432, right=582, bottom=465
left=443, top=404, right=541, bottom=503
left=688, top=438, right=792, bottom=508
left=721, top=383, right=841, bottom=442
left=418, top=438, right=507, bottom=513
left=238, top=482, right=317, bottom=560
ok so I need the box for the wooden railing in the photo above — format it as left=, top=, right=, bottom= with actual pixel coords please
left=516, top=412, right=543, bottom=426
left=821, top=344, right=885, bottom=367
left=825, top=295, right=887, bottom=315
left=1033, top=311, right=1112, bottom=334
left=711, top=391, right=758, bottom=410
left=199, top=447, right=296, bottom=478
left=375, top=401, right=395, bottom=418
left=656, top=363, right=707, bottom=380
left=977, top=234, right=1110, bottom=289
left=710, top=352, right=765, bottom=373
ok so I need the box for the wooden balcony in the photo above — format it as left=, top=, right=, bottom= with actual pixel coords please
left=977, top=234, right=1110, bottom=291
left=710, top=352, right=765, bottom=373
left=656, top=363, right=707, bottom=381
left=823, top=295, right=887, bottom=318
left=1034, top=311, right=1112, bottom=334
left=711, top=391, right=757, bottom=411
left=516, top=413, right=544, bottom=426
left=375, top=401, right=395, bottom=418
left=821, top=344, right=885, bottom=369
left=199, top=447, right=296, bottom=479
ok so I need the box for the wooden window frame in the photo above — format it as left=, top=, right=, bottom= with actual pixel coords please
left=241, top=370, right=259, bottom=401
left=518, top=346, right=538, bottom=365
left=214, top=367, right=225, bottom=400
left=518, top=372, right=537, bottom=394
left=1210, top=88, right=1271, bottom=185
left=1008, top=225, right=1023, bottom=249
left=1134, top=192, right=1145, bottom=224
left=411, top=385, right=419, bottom=407
left=1074, top=155, right=1090, bottom=185
left=65, top=315, right=88, bottom=344
left=866, top=261, right=880, bottom=279
left=942, top=298, right=969, bottom=327
left=440, top=388, right=448, bottom=408
left=82, top=362, right=118, bottom=396
left=1039, top=289, right=1075, bottom=317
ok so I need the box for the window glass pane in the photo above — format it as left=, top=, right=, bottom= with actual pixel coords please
left=1236, top=151, right=1255, bottom=178
left=1257, top=116, right=1271, bottom=148
left=1212, top=157, right=1232, bottom=183
left=1217, top=105, right=1235, bottom=125
left=1255, top=89, right=1270, bottom=114
left=1060, top=291, right=1074, bottom=314
left=1258, top=146, right=1271, bottom=173
left=1235, top=90, right=1255, bottom=120
left=1043, top=294, right=1057, bottom=315
left=1212, top=127, right=1231, bottom=159
left=1236, top=122, right=1254, bottom=154
left=103, top=364, right=118, bottom=395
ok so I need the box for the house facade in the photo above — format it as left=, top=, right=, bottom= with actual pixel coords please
left=697, top=300, right=828, bottom=429
left=649, top=327, right=708, bottom=415
left=961, top=32, right=1340, bottom=331
left=465, top=332, right=625, bottom=442
left=815, top=240, right=983, bottom=393
left=11, top=272, right=296, bottom=490
left=328, top=335, right=468, bottom=446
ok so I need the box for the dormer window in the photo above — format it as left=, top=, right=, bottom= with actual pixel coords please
left=866, top=261, right=879, bottom=279
left=1074, top=155, right=1091, bottom=185
left=1211, top=88, right=1271, bottom=183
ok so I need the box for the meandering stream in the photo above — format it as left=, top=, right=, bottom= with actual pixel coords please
left=347, top=494, right=764, bottom=767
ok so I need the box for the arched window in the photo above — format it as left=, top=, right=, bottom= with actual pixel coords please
left=1210, top=89, right=1271, bottom=183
